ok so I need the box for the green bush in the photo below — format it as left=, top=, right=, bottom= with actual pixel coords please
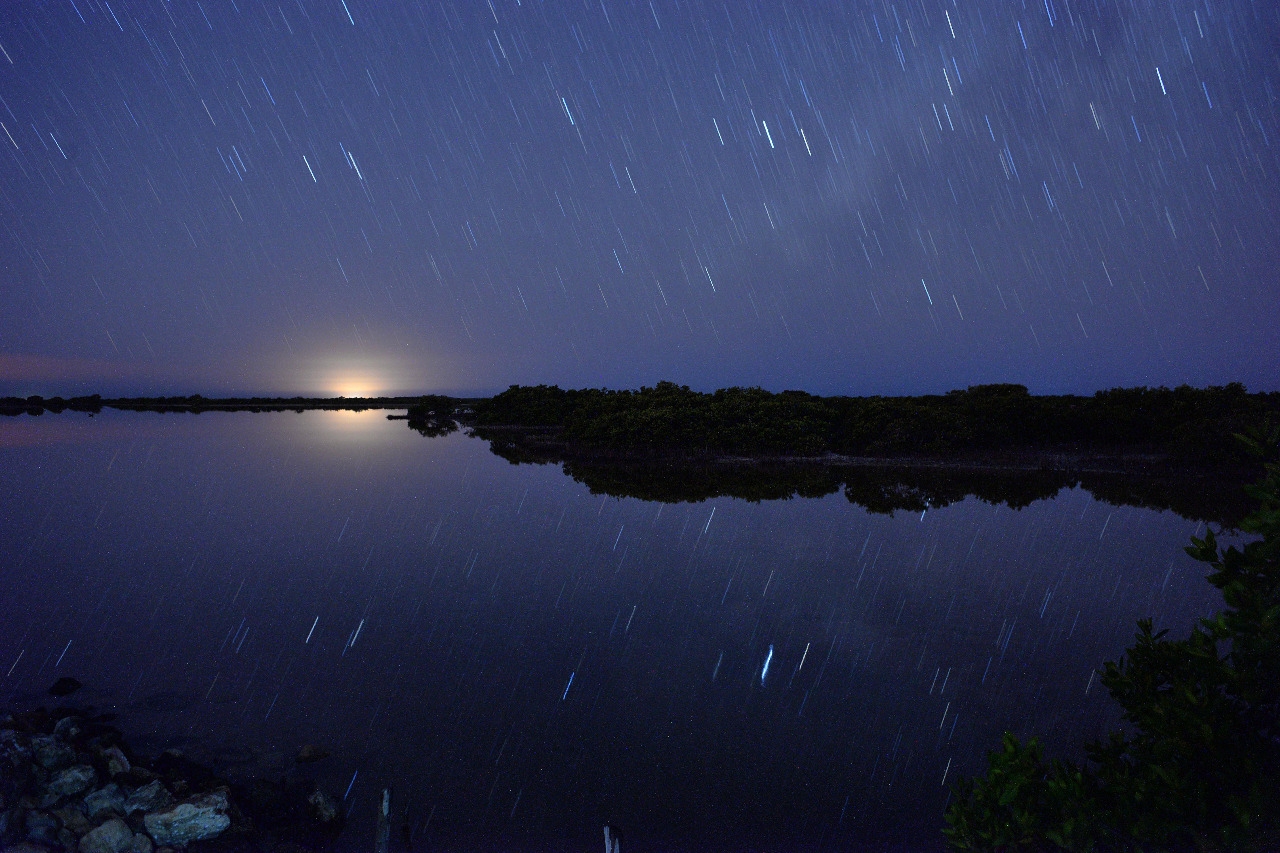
left=944, top=428, right=1280, bottom=851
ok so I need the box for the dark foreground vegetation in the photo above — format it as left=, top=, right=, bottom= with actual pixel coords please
left=945, top=431, right=1280, bottom=851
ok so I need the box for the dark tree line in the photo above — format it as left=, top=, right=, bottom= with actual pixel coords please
left=471, top=381, right=1279, bottom=463
left=0, top=395, right=106, bottom=415
left=404, top=395, right=460, bottom=437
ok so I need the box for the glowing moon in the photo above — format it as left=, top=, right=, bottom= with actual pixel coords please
left=285, top=352, right=429, bottom=398
left=329, top=374, right=380, bottom=398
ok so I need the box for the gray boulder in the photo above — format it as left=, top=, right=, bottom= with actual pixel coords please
left=83, top=783, right=126, bottom=820
left=142, top=791, right=230, bottom=846
left=24, top=809, right=60, bottom=845
left=30, top=736, right=75, bottom=770
left=123, top=780, right=173, bottom=815
left=52, top=717, right=82, bottom=742
left=78, top=817, right=134, bottom=853
left=52, top=803, right=92, bottom=835
left=306, top=788, right=337, bottom=823
left=1, top=729, right=33, bottom=764
left=100, top=746, right=131, bottom=777
left=47, top=764, right=96, bottom=798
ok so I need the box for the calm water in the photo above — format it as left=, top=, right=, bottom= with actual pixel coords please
left=0, top=410, right=1227, bottom=851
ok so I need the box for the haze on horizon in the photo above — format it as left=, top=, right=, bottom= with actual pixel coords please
left=1, top=1, right=1277, bottom=400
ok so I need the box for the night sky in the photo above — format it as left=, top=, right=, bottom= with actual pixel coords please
left=1, top=0, right=1277, bottom=398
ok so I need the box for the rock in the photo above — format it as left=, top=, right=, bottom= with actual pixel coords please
left=30, top=736, right=75, bottom=770
left=118, top=766, right=156, bottom=787
left=128, top=832, right=154, bottom=853
left=46, top=764, right=96, bottom=798
left=374, top=788, right=390, bottom=853
left=52, top=803, right=92, bottom=834
left=83, top=783, right=126, bottom=820
left=5, top=843, right=55, bottom=853
left=52, top=716, right=83, bottom=741
left=1, top=729, right=34, bottom=764
left=49, top=677, right=84, bottom=697
left=101, top=747, right=131, bottom=777
left=123, top=780, right=173, bottom=815
left=24, top=809, right=60, bottom=845
left=142, top=791, right=230, bottom=846
left=78, top=817, right=134, bottom=853
left=305, top=788, right=337, bottom=823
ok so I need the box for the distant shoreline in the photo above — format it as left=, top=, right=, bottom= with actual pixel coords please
left=5, top=386, right=1272, bottom=524
left=0, top=393, right=456, bottom=415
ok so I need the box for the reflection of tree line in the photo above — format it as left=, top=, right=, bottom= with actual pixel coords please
left=473, top=437, right=1253, bottom=525
left=407, top=382, right=1275, bottom=524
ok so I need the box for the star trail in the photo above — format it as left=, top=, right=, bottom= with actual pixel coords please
left=1, top=0, right=1276, bottom=396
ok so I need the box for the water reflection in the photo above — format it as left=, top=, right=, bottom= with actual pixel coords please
left=0, top=411, right=1231, bottom=851
left=473, top=426, right=1255, bottom=526
left=305, top=408, right=407, bottom=445
left=0, top=411, right=145, bottom=448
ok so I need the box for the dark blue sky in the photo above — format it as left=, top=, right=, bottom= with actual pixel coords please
left=1, top=0, right=1277, bottom=397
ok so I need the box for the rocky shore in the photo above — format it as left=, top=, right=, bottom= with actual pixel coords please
left=1, top=689, right=343, bottom=852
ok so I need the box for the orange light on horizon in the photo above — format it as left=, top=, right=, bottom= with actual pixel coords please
left=287, top=352, right=433, bottom=399
left=329, top=375, right=381, bottom=398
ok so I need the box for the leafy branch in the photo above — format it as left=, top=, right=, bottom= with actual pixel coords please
left=945, top=426, right=1280, bottom=852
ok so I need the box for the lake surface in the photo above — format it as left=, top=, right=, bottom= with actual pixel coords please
left=0, top=410, right=1229, bottom=851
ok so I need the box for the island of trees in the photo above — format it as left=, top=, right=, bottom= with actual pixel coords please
left=396, top=382, right=1274, bottom=524
left=460, top=381, right=1277, bottom=465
